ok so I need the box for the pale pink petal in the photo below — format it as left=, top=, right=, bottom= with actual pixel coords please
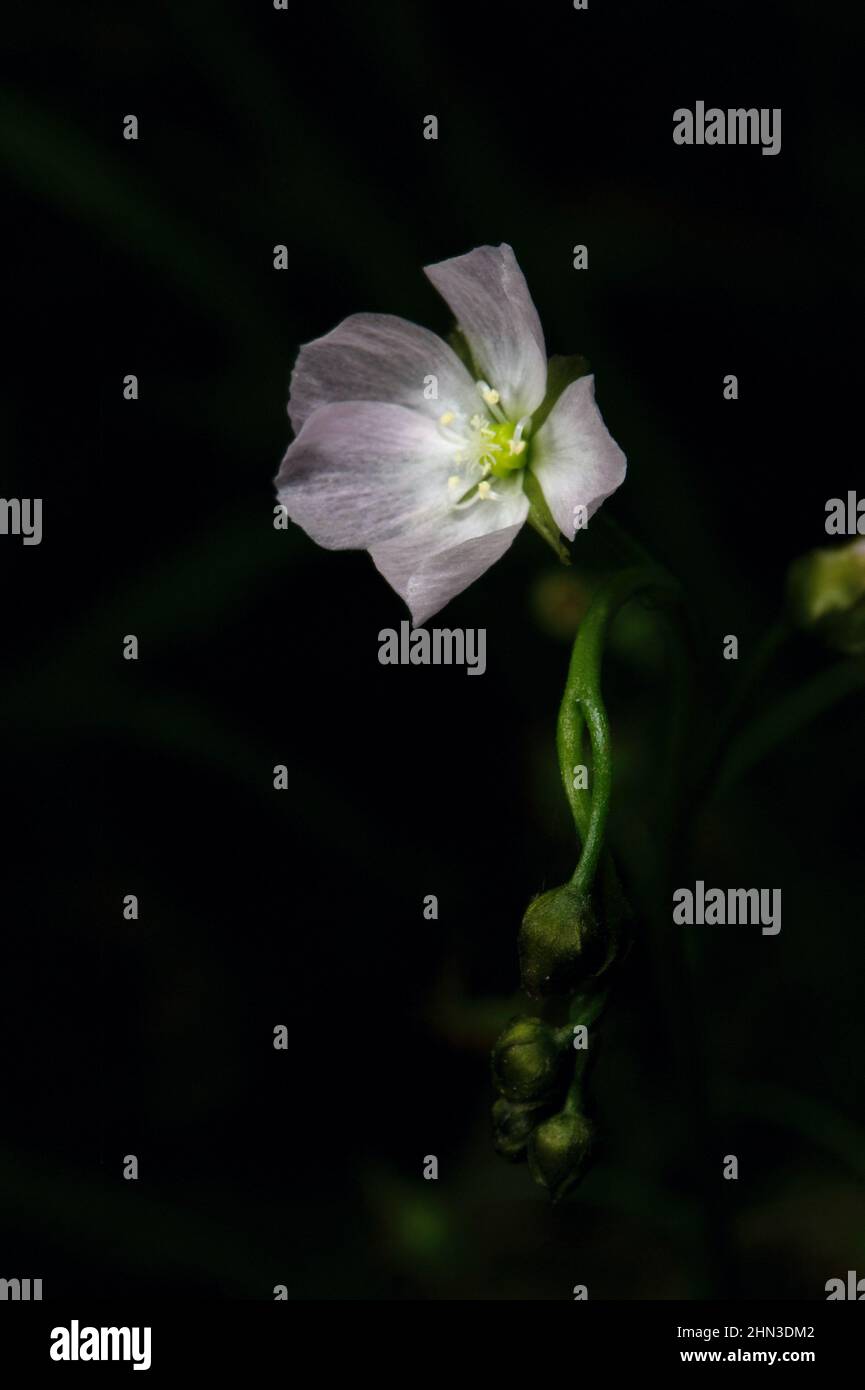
left=370, top=477, right=528, bottom=625
left=424, top=244, right=547, bottom=420
left=288, top=313, right=480, bottom=434
left=276, top=402, right=454, bottom=550
left=529, top=375, right=627, bottom=541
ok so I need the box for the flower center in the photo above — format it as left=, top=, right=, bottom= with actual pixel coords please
left=438, top=381, right=531, bottom=509
left=485, top=419, right=528, bottom=477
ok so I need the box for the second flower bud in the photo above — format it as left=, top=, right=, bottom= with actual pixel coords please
left=491, top=1014, right=572, bottom=1104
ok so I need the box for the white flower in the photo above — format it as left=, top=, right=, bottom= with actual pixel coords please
left=276, top=244, right=626, bottom=625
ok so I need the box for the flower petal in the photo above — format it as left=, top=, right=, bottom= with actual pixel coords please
left=288, top=312, right=480, bottom=434
left=529, top=375, right=627, bottom=542
left=424, top=244, right=547, bottom=420
left=369, top=476, right=529, bottom=626
left=276, top=401, right=455, bottom=550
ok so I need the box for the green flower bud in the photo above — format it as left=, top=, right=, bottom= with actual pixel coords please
left=491, top=1097, right=543, bottom=1162
left=491, top=1015, right=569, bottom=1104
left=518, top=884, right=613, bottom=999
left=527, top=1109, right=594, bottom=1202
left=787, top=539, right=865, bottom=655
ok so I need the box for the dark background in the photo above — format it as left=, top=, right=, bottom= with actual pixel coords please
left=1, top=0, right=863, bottom=1299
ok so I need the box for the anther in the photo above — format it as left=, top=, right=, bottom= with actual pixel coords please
left=475, top=380, right=506, bottom=423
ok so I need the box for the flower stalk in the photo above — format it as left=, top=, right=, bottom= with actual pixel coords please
left=558, top=566, right=685, bottom=894
left=498, top=564, right=687, bottom=1200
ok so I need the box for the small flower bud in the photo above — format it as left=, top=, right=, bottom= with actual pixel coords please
left=787, top=539, right=865, bottom=656
left=518, top=884, right=613, bottom=999
left=527, top=1109, right=594, bottom=1202
left=491, top=1015, right=569, bottom=1103
left=491, top=1097, right=543, bottom=1161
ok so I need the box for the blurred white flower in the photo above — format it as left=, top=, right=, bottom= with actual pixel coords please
left=276, top=244, right=626, bottom=624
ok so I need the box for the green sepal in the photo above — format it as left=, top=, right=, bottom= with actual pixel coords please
left=523, top=469, right=570, bottom=566
left=531, top=354, right=591, bottom=433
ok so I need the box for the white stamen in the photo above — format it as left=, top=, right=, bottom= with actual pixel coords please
left=475, top=380, right=506, bottom=423
left=440, top=393, right=523, bottom=508
left=469, top=413, right=494, bottom=434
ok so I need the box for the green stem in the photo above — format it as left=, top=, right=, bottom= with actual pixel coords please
left=562, top=989, right=610, bottom=1113
left=693, top=616, right=793, bottom=802
left=714, top=653, right=865, bottom=796
left=556, top=566, right=684, bottom=894
left=592, top=512, right=666, bottom=573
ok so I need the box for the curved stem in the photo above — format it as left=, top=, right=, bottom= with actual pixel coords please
left=556, top=566, right=684, bottom=894
left=592, top=512, right=667, bottom=573
left=714, top=653, right=865, bottom=796
left=692, top=616, right=793, bottom=804
left=563, top=988, right=610, bottom=1113
left=570, top=699, right=611, bottom=894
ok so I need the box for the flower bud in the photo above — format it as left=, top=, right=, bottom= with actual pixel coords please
left=491, top=1097, right=542, bottom=1161
left=787, top=538, right=865, bottom=655
left=491, top=1015, right=569, bottom=1104
left=518, top=884, right=613, bottom=999
left=527, top=1109, right=594, bottom=1202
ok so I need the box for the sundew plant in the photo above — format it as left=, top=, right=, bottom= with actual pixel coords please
left=276, top=243, right=865, bottom=1204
